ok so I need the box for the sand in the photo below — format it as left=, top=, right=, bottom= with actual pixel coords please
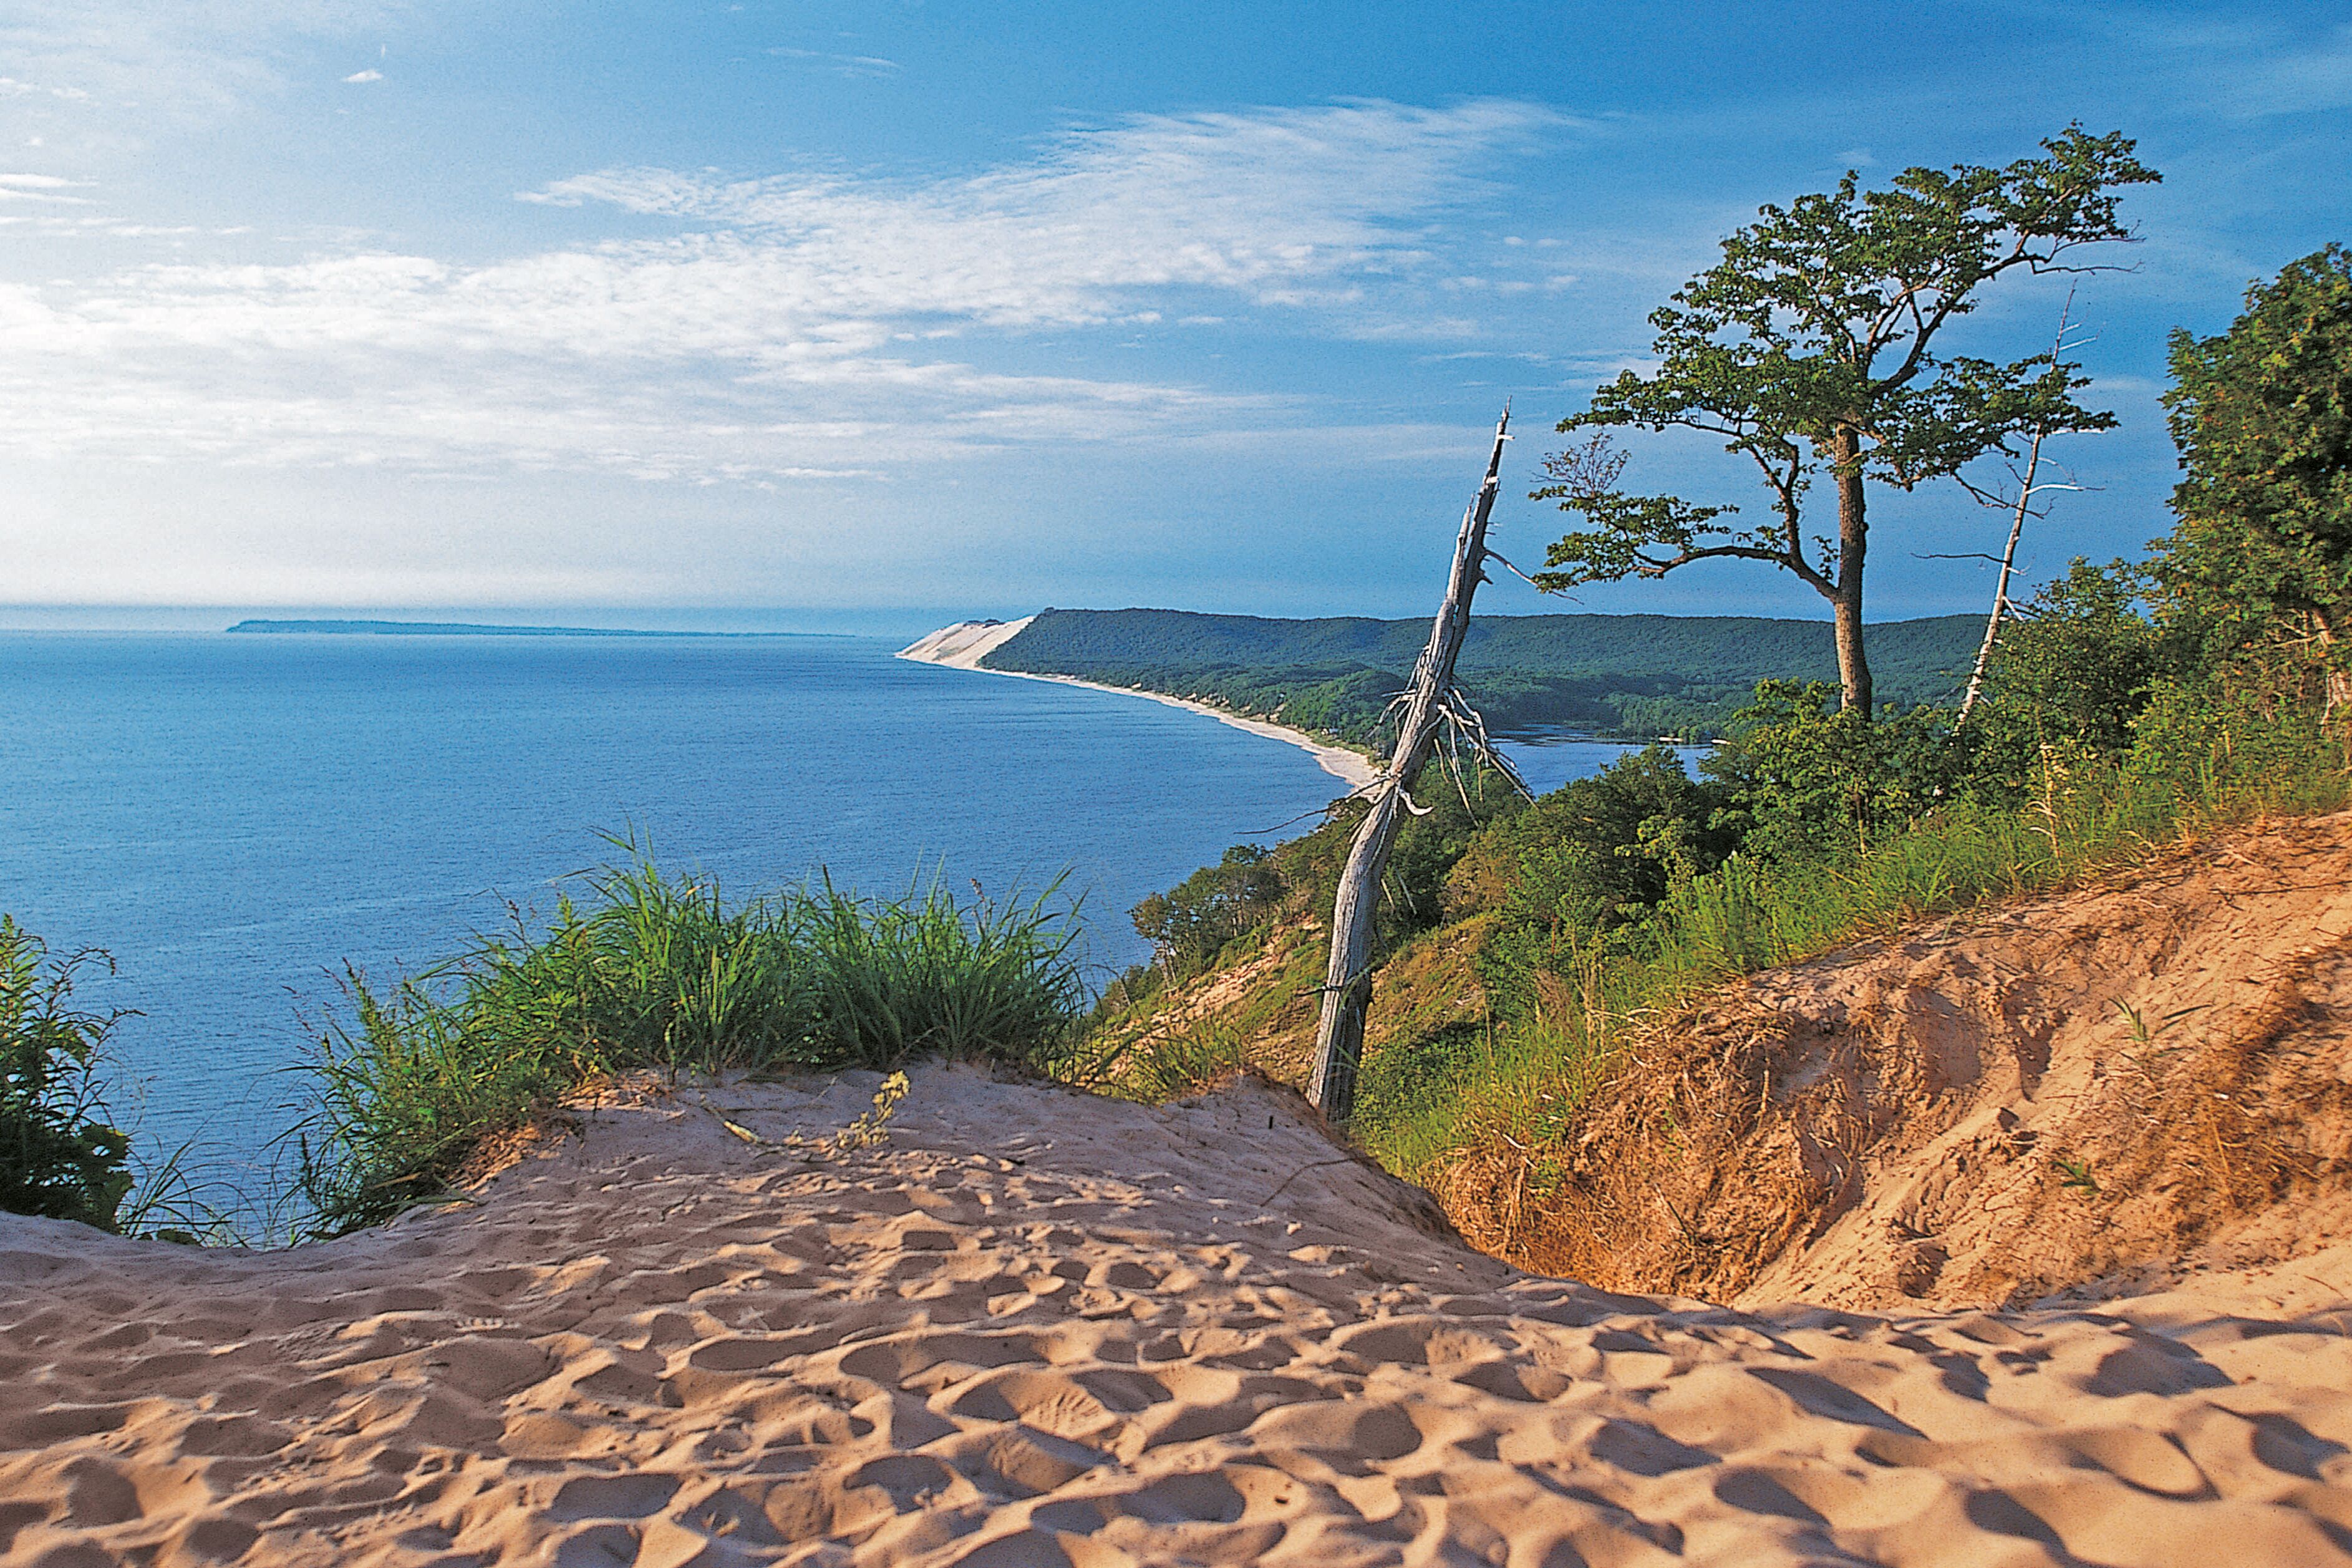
left=1443, top=812, right=2352, bottom=1318
left=6, top=1064, right=2351, bottom=1567
left=899, top=620, right=1380, bottom=792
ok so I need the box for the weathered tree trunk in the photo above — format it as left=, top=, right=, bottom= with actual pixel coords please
left=1309, top=410, right=1512, bottom=1122
left=1958, top=427, right=2045, bottom=724
left=1962, top=296, right=2081, bottom=726
left=1832, top=426, right=1874, bottom=715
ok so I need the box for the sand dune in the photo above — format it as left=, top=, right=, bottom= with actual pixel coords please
left=6, top=1064, right=2351, bottom=1566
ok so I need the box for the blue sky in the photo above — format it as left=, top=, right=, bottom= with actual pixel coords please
left=2, top=1, right=2346, bottom=633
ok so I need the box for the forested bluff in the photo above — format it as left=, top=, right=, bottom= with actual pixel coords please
left=977, top=606, right=1983, bottom=742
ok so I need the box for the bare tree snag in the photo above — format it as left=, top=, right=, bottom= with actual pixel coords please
left=1309, top=409, right=1523, bottom=1121
left=1959, top=293, right=2091, bottom=724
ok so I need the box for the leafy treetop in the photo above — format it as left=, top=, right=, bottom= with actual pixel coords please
left=2154, top=244, right=2352, bottom=687
left=1534, top=126, right=2160, bottom=714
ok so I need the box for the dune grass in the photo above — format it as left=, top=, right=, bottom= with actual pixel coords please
left=291, top=849, right=1085, bottom=1236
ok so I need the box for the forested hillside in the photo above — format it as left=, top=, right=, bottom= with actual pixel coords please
left=982, top=607, right=1982, bottom=738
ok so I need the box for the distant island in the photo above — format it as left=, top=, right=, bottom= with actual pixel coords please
left=225, top=619, right=820, bottom=638
left=908, top=607, right=1984, bottom=742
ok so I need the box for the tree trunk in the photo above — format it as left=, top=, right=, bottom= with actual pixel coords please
left=1958, top=425, right=2044, bottom=724
left=1832, top=427, right=1873, bottom=715
left=1309, top=410, right=1512, bottom=1122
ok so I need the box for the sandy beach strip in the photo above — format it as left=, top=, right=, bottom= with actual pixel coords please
left=6, top=1063, right=2349, bottom=1567
left=901, top=619, right=1380, bottom=792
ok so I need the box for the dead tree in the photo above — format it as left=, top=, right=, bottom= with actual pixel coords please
left=1309, top=409, right=1529, bottom=1121
left=1957, top=292, right=2095, bottom=723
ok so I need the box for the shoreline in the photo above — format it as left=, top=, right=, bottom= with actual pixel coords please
left=899, top=619, right=1378, bottom=791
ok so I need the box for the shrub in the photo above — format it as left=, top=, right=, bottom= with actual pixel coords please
left=1702, top=682, right=1967, bottom=863
left=1468, top=746, right=1731, bottom=1022
left=1967, top=559, right=2174, bottom=786
left=1, top=917, right=134, bottom=1230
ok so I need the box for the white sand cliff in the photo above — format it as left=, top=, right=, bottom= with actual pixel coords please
left=4, top=1065, right=2349, bottom=1566
left=901, top=618, right=1379, bottom=792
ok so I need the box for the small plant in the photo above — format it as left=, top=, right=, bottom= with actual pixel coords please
left=289, top=846, right=1085, bottom=1236
left=2053, top=1156, right=2101, bottom=1194
left=2111, top=997, right=2204, bottom=1077
left=1072, top=1017, right=1253, bottom=1105
left=835, top=1070, right=910, bottom=1150
left=1, top=916, right=135, bottom=1230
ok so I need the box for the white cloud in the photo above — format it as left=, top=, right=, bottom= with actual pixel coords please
left=0, top=100, right=1564, bottom=483
left=0, top=171, right=85, bottom=202
left=0, top=74, right=90, bottom=101
left=342, top=67, right=382, bottom=83
left=0, top=0, right=417, bottom=121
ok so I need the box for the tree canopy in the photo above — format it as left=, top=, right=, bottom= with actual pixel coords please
left=2152, top=244, right=2352, bottom=697
left=1534, top=127, right=2160, bottom=715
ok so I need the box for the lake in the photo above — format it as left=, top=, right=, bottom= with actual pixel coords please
left=0, top=630, right=1680, bottom=1203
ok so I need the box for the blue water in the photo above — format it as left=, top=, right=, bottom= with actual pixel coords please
left=0, top=631, right=1677, bottom=1201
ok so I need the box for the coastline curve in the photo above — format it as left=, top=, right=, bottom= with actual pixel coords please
left=899, top=618, right=1378, bottom=791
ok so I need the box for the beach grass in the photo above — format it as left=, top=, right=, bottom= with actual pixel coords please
left=291, top=845, right=1085, bottom=1236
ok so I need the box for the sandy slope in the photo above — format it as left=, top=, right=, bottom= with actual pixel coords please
left=1446, top=813, right=2352, bottom=1322
left=898, top=621, right=1378, bottom=791
left=897, top=620, right=1038, bottom=670
left=6, top=1066, right=2351, bottom=1567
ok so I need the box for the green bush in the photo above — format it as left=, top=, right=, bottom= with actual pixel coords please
left=1702, top=682, right=1966, bottom=863
left=1468, top=745, right=1731, bottom=1022
left=1967, top=560, right=2174, bottom=787
left=1, top=917, right=134, bottom=1230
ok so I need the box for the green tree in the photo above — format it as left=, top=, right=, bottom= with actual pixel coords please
left=2152, top=245, right=2352, bottom=704
left=1968, top=558, right=2170, bottom=791
left=1534, top=127, right=2159, bottom=714
left=1131, top=844, right=1285, bottom=974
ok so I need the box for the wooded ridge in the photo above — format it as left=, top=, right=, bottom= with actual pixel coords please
left=978, top=607, right=1983, bottom=739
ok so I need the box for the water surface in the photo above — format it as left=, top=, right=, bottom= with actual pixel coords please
left=0, top=631, right=1678, bottom=1201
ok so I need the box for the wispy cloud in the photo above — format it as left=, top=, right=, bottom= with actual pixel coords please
left=341, top=67, right=382, bottom=83
left=0, top=74, right=90, bottom=101
left=0, top=171, right=85, bottom=201
left=2, top=100, right=1564, bottom=483
left=0, top=0, right=416, bottom=120
left=2073, top=7, right=2352, bottom=119
left=767, top=47, right=899, bottom=80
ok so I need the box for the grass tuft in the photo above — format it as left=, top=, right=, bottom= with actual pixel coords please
left=291, top=843, right=1084, bottom=1236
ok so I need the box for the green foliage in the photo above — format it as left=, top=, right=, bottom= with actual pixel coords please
left=0, top=917, right=134, bottom=1230
left=985, top=607, right=1983, bottom=743
left=1133, top=845, right=1285, bottom=975
left=1075, top=1017, right=1257, bottom=1106
left=1468, top=748, right=1733, bottom=1022
left=2154, top=244, right=2352, bottom=671
left=294, top=849, right=1085, bottom=1235
left=1967, top=559, right=2174, bottom=787
left=1380, top=766, right=1527, bottom=932
left=1537, top=127, right=2158, bottom=709
left=2123, top=656, right=2341, bottom=804
left=1703, top=683, right=1967, bottom=861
